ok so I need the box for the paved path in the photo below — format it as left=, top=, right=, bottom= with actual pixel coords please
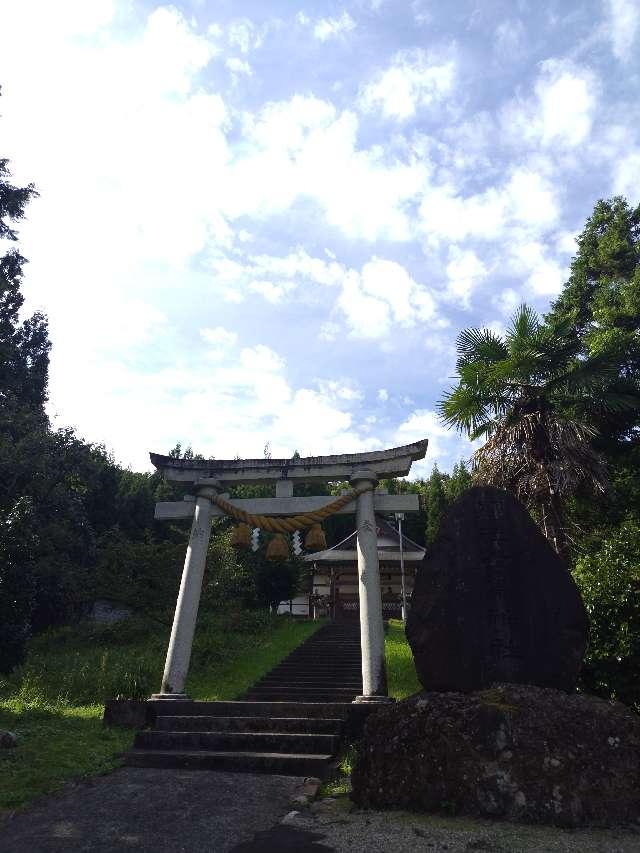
left=0, top=768, right=307, bottom=853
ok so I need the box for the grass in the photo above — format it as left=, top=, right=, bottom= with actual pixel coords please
left=0, top=611, right=324, bottom=810
left=386, top=618, right=421, bottom=700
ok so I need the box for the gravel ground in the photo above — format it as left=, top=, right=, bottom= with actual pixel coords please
left=0, top=767, right=304, bottom=853
left=252, top=796, right=640, bottom=853
left=3, top=771, right=639, bottom=853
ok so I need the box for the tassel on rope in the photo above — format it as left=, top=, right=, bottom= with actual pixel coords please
left=266, top=533, right=289, bottom=561
left=304, top=523, right=327, bottom=551
left=230, top=523, right=252, bottom=548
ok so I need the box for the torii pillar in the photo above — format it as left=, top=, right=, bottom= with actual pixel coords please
left=350, top=469, right=387, bottom=701
left=149, top=440, right=428, bottom=702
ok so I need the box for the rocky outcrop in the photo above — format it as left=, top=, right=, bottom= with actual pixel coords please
left=351, top=684, right=640, bottom=827
left=406, top=487, right=588, bottom=693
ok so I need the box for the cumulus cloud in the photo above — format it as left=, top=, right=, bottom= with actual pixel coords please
left=359, top=48, right=456, bottom=120
left=313, top=11, right=356, bottom=41
left=604, top=0, right=640, bottom=61
left=225, top=94, right=427, bottom=241
left=394, top=409, right=474, bottom=473
left=502, top=59, right=598, bottom=149
left=445, top=248, right=488, bottom=308
left=418, top=167, right=560, bottom=245
left=216, top=250, right=444, bottom=340
left=612, top=149, right=640, bottom=198
left=226, top=57, right=252, bottom=77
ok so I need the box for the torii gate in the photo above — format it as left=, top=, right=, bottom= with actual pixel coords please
left=150, top=439, right=428, bottom=704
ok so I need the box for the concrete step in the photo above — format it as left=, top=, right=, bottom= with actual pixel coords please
left=135, top=730, right=339, bottom=754
left=125, top=749, right=334, bottom=777
left=149, top=700, right=353, bottom=718
left=255, top=683, right=361, bottom=691
left=154, top=715, right=344, bottom=734
left=247, top=684, right=354, bottom=696
left=273, top=661, right=362, bottom=672
left=255, top=675, right=362, bottom=684
left=243, top=692, right=359, bottom=703
left=280, top=655, right=362, bottom=662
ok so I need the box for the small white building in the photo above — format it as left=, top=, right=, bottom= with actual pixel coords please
left=278, top=516, right=425, bottom=620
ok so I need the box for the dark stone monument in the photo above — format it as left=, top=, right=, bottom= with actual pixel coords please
left=406, top=486, right=588, bottom=692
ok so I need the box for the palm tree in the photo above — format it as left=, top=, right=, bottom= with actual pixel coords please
left=439, top=305, right=636, bottom=560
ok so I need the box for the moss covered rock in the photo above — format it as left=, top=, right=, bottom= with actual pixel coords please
left=351, top=684, right=640, bottom=828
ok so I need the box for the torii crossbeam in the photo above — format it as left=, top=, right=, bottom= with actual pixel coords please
left=151, top=439, right=428, bottom=704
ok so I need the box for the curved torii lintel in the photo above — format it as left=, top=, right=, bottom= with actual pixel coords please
left=150, top=439, right=429, bottom=485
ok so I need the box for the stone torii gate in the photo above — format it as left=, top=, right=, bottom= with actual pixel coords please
left=150, top=439, right=428, bottom=704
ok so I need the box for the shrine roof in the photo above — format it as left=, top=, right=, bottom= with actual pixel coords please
left=304, top=515, right=426, bottom=564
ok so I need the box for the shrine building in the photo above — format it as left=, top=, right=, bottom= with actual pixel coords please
left=279, top=516, right=425, bottom=620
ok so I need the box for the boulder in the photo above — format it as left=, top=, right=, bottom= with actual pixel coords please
left=406, top=486, right=588, bottom=692
left=351, top=684, right=640, bottom=827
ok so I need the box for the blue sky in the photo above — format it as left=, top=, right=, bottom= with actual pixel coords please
left=1, top=0, right=639, bottom=475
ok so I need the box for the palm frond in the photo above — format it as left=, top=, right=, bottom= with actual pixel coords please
left=506, top=304, right=540, bottom=345
left=456, top=327, right=508, bottom=368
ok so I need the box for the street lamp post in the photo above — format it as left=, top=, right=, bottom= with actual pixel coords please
left=395, top=512, right=407, bottom=624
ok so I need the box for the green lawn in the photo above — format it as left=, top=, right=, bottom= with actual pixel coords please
left=0, top=612, right=324, bottom=810
left=0, top=614, right=417, bottom=811
left=386, top=618, right=421, bottom=700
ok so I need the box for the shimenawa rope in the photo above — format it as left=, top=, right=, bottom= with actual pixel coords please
left=212, top=483, right=372, bottom=534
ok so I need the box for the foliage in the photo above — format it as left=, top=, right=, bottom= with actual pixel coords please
left=574, top=519, right=640, bottom=713
left=425, top=465, right=448, bottom=545
left=438, top=304, right=636, bottom=558
left=546, top=197, right=640, bottom=444
left=238, top=542, right=306, bottom=611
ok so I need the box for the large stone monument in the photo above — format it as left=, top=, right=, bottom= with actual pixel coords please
left=406, top=486, right=588, bottom=693
left=352, top=487, right=640, bottom=827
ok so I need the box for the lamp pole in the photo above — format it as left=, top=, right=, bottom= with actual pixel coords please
left=395, top=512, right=407, bottom=624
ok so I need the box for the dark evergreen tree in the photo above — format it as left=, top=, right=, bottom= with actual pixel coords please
left=425, top=465, right=448, bottom=545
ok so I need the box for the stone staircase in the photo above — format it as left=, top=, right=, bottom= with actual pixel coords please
left=125, top=622, right=367, bottom=777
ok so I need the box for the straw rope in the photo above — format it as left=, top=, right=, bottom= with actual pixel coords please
left=212, top=484, right=372, bottom=534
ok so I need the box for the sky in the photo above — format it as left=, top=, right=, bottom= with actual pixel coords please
left=1, top=0, right=639, bottom=477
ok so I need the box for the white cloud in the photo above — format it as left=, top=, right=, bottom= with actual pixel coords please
left=313, top=12, right=356, bottom=41
left=226, top=57, right=252, bottom=77
left=318, top=323, right=339, bottom=342
left=445, top=248, right=488, bottom=308
left=377, top=388, right=389, bottom=402
left=227, top=18, right=262, bottom=53
left=248, top=280, right=295, bottom=303
left=510, top=241, right=567, bottom=297
left=493, top=288, right=521, bottom=318
left=224, top=95, right=427, bottom=240
left=494, top=19, right=525, bottom=59
left=394, top=409, right=474, bottom=473
left=359, top=48, right=456, bottom=120
left=419, top=168, right=559, bottom=245
left=201, top=326, right=238, bottom=347
left=604, top=0, right=640, bottom=61
left=502, top=60, right=597, bottom=150
left=612, top=149, right=640, bottom=198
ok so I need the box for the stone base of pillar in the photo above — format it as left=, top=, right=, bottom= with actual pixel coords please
left=352, top=695, right=395, bottom=704
left=150, top=693, right=191, bottom=701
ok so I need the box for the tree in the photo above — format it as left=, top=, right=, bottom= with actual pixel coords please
left=546, top=196, right=640, bottom=446
left=0, top=104, right=50, bottom=670
left=574, top=518, right=640, bottom=712
left=425, top=465, right=448, bottom=546
left=438, top=305, right=636, bottom=559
